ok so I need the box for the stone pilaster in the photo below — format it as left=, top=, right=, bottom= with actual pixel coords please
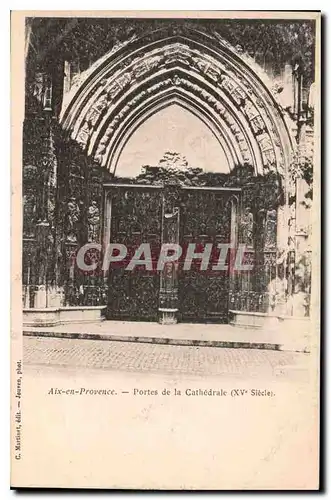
left=158, top=184, right=181, bottom=325
left=22, top=109, right=63, bottom=308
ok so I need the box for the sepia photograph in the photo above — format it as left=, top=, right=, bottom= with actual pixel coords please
left=11, top=11, right=320, bottom=490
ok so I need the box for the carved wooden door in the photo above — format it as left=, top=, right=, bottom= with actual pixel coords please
left=107, top=185, right=236, bottom=323
left=107, top=186, right=162, bottom=321
left=178, top=189, right=233, bottom=323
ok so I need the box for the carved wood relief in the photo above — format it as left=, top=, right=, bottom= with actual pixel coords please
left=107, top=187, right=162, bottom=320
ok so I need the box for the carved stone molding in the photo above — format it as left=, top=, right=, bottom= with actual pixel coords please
left=61, top=35, right=293, bottom=179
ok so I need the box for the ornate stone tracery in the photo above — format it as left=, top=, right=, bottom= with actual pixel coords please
left=60, top=30, right=293, bottom=179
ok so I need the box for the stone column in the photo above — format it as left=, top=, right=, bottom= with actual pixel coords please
left=23, top=110, right=61, bottom=309
left=35, top=116, right=62, bottom=308
left=23, top=59, right=66, bottom=310
left=102, top=190, right=112, bottom=311
left=228, top=194, right=240, bottom=310
left=158, top=184, right=181, bottom=325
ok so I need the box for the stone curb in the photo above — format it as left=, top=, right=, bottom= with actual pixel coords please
left=22, top=329, right=290, bottom=351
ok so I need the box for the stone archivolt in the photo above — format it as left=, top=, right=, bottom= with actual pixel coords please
left=61, top=32, right=293, bottom=178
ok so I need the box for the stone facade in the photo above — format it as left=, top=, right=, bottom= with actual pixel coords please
left=22, top=18, right=316, bottom=325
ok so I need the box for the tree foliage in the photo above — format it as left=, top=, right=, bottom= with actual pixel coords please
left=27, top=18, right=316, bottom=85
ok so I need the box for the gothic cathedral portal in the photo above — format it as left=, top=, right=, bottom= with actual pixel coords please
left=22, top=18, right=315, bottom=328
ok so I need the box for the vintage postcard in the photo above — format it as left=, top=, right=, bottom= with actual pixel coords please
left=11, top=11, right=321, bottom=490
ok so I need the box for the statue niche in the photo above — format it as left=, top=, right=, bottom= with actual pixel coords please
left=87, top=200, right=100, bottom=243
left=66, top=197, right=81, bottom=243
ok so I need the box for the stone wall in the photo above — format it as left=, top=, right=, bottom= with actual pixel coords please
left=22, top=102, right=112, bottom=310
left=22, top=18, right=316, bottom=320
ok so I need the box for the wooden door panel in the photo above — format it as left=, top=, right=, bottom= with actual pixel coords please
left=107, top=187, right=162, bottom=321
left=179, top=190, right=232, bottom=322
left=107, top=186, right=237, bottom=323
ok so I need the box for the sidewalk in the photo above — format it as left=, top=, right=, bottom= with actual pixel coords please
left=23, top=320, right=311, bottom=353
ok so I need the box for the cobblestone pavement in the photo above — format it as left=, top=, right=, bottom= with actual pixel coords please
left=23, top=336, right=309, bottom=380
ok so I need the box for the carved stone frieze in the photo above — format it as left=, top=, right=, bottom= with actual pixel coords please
left=95, top=78, right=172, bottom=162
left=76, top=122, right=91, bottom=147
left=94, top=74, right=258, bottom=167
left=256, top=132, right=277, bottom=171
left=233, top=130, right=252, bottom=163
left=68, top=40, right=288, bottom=177
left=219, top=75, right=247, bottom=106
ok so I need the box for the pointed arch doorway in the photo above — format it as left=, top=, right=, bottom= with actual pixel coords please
left=60, top=27, right=293, bottom=325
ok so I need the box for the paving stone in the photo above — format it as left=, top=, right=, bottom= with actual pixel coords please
left=23, top=336, right=309, bottom=381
